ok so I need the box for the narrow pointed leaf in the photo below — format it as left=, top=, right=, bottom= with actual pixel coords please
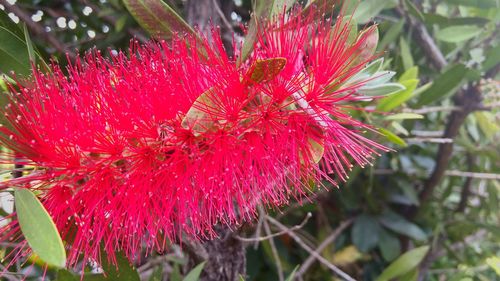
left=0, top=26, right=30, bottom=76
left=417, top=64, right=468, bottom=106
left=352, top=215, right=382, bottom=252
left=375, top=246, right=430, bottom=281
left=435, top=25, right=482, bottom=43
left=240, top=0, right=282, bottom=63
left=378, top=211, right=427, bottom=240
left=183, top=261, right=206, bottom=281
left=378, top=229, right=401, bottom=262
left=358, top=83, right=405, bottom=96
left=380, top=128, right=407, bottom=147
left=285, top=265, right=299, bottom=281
left=95, top=250, right=140, bottom=281
left=123, top=0, right=196, bottom=39
left=376, top=79, right=418, bottom=111
left=15, top=188, right=66, bottom=267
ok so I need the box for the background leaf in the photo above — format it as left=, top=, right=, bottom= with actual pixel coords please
left=14, top=188, right=66, bottom=267
left=183, top=261, right=206, bottom=281
left=378, top=211, right=427, bottom=241
left=123, top=0, right=195, bottom=39
left=351, top=215, right=382, bottom=252
left=417, top=64, right=469, bottom=106
left=435, top=25, right=483, bottom=43
left=375, top=246, right=430, bottom=281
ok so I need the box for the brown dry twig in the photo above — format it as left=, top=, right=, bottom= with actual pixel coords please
left=295, top=218, right=354, bottom=278
left=235, top=212, right=312, bottom=242
left=266, top=216, right=356, bottom=281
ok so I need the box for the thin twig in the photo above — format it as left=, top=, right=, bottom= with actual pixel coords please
left=410, top=130, right=444, bottom=137
left=405, top=138, right=454, bottom=144
left=295, top=218, right=354, bottom=278
left=261, top=208, right=285, bottom=281
left=236, top=212, right=312, bottom=242
left=402, top=106, right=461, bottom=114
left=252, top=211, right=265, bottom=249
left=445, top=170, right=500, bottom=180
left=0, top=263, right=22, bottom=281
left=266, top=216, right=356, bottom=281
left=401, top=101, right=500, bottom=114
left=212, top=0, right=234, bottom=33
left=374, top=169, right=500, bottom=181
left=455, top=154, right=474, bottom=212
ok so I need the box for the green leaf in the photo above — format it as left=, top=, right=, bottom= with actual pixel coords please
left=352, top=0, right=397, bottom=24
left=475, top=111, right=500, bottom=140
left=0, top=26, right=31, bottom=76
left=379, top=128, right=407, bottom=147
left=375, top=246, right=430, bottom=281
left=366, top=71, right=396, bottom=86
left=21, top=24, right=49, bottom=72
left=404, top=0, right=424, bottom=21
left=362, top=58, right=385, bottom=77
left=483, top=44, right=500, bottom=73
left=0, top=9, right=22, bottom=37
left=358, top=83, right=406, bottom=96
left=340, top=16, right=358, bottom=44
left=304, top=0, right=337, bottom=16
left=399, top=66, right=419, bottom=81
left=115, top=15, right=128, bottom=32
left=183, top=261, right=206, bottom=281
left=272, top=0, right=296, bottom=16
left=99, top=251, right=140, bottom=281
left=56, top=270, right=80, bottom=281
left=285, top=265, right=299, bottom=281
left=485, top=256, right=500, bottom=276
left=435, top=25, right=483, bottom=43
left=240, top=0, right=282, bottom=63
left=400, top=268, right=419, bottom=281
left=443, top=0, right=498, bottom=9
left=391, top=121, right=409, bottom=136
left=423, top=13, right=489, bottom=27
left=55, top=270, right=111, bottom=281
left=384, top=113, right=423, bottom=120
left=14, top=188, right=66, bottom=267
left=398, top=184, right=420, bottom=206
left=378, top=19, right=404, bottom=51
left=22, top=24, right=35, bottom=64
left=0, top=10, right=47, bottom=75
left=352, top=215, right=382, bottom=252
left=399, top=37, right=414, bottom=70
left=149, top=266, right=163, bottom=281
left=417, top=64, right=469, bottom=106
left=378, top=229, right=401, bottom=262
left=378, top=210, right=427, bottom=241
left=123, top=0, right=196, bottom=40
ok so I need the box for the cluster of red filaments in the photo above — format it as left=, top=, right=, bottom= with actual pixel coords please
left=0, top=11, right=385, bottom=267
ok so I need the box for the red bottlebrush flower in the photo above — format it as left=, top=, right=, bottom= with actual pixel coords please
left=0, top=9, right=387, bottom=269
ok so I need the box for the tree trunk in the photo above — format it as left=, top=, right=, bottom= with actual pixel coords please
left=184, top=1, right=246, bottom=280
